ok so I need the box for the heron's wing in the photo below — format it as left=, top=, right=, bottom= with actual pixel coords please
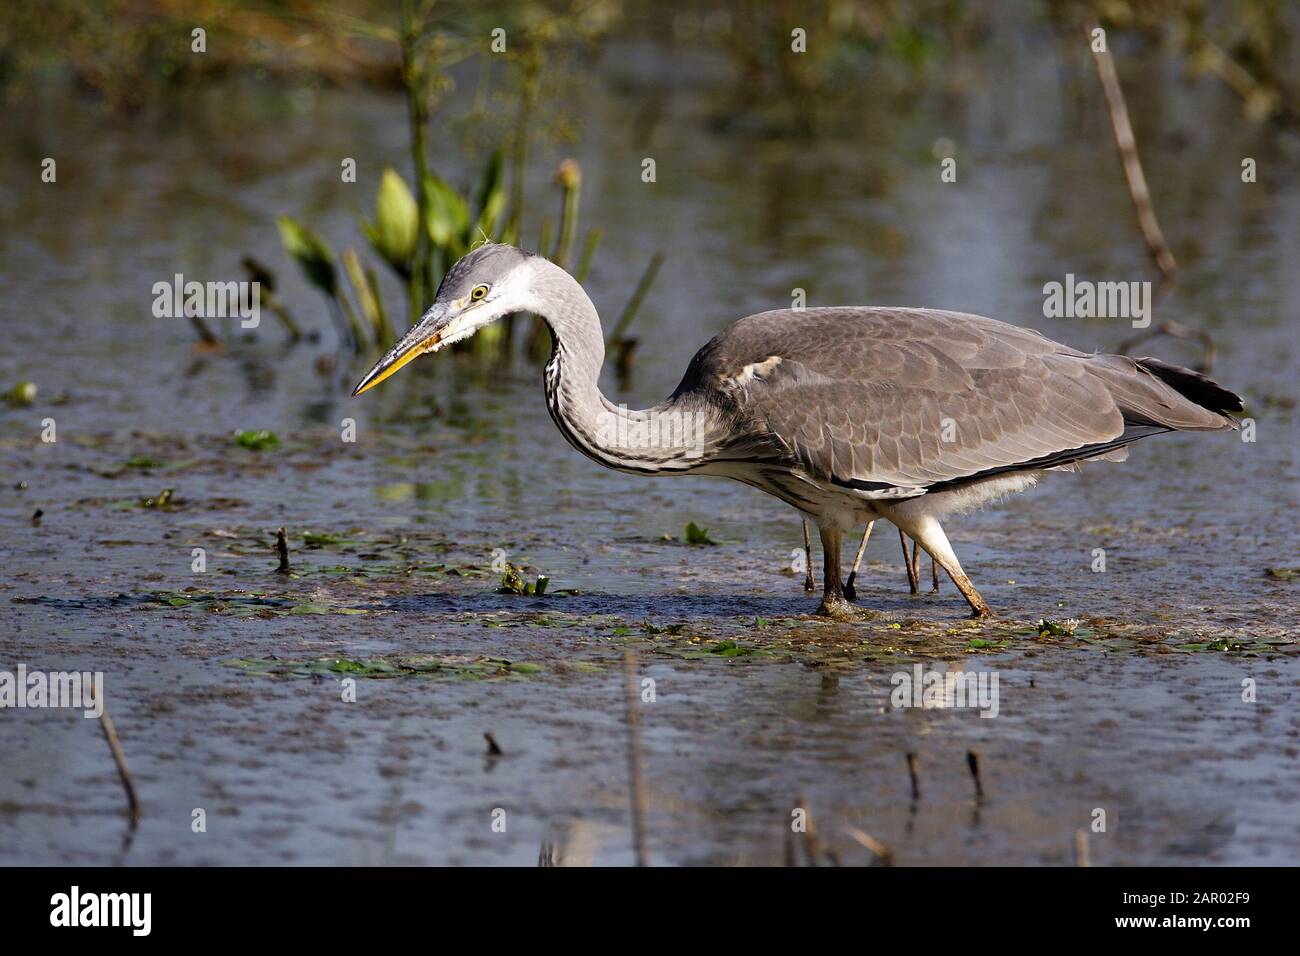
left=690, top=308, right=1223, bottom=494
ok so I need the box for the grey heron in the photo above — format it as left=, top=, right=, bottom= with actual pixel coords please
left=353, top=244, right=1244, bottom=619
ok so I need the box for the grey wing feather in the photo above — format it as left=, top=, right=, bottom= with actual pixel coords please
left=681, top=308, right=1239, bottom=493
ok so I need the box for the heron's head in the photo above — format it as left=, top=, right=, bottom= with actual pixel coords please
left=352, top=243, right=536, bottom=395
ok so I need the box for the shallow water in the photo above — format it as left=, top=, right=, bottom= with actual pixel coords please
left=1, top=23, right=1298, bottom=865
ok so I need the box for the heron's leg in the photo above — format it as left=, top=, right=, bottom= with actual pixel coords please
left=801, top=518, right=815, bottom=593
left=931, top=555, right=940, bottom=593
left=895, top=515, right=991, bottom=618
left=843, top=521, right=874, bottom=602
left=910, top=538, right=921, bottom=588
left=900, top=530, right=920, bottom=594
left=815, top=525, right=856, bottom=619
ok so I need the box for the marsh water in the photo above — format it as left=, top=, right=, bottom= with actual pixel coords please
left=2, top=25, right=1298, bottom=865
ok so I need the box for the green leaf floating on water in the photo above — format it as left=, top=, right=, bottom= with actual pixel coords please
left=3, top=381, right=37, bottom=406
left=685, top=522, right=717, bottom=546
left=706, top=639, right=749, bottom=657
left=500, top=564, right=525, bottom=594
left=233, top=429, right=280, bottom=451
left=1178, top=639, right=1238, bottom=653
left=223, top=655, right=543, bottom=681
left=498, top=563, right=549, bottom=596
left=675, top=639, right=775, bottom=660
left=139, top=590, right=366, bottom=617
left=140, top=488, right=175, bottom=508
left=301, top=531, right=361, bottom=548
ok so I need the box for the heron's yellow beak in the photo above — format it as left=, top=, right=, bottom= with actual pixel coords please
left=352, top=303, right=450, bottom=396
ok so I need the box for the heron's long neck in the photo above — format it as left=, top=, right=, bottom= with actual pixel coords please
left=527, top=260, right=706, bottom=474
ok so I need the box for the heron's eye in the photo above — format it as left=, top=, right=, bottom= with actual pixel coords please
left=469, top=284, right=489, bottom=302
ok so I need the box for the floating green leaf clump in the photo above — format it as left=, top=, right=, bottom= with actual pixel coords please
left=140, top=488, right=174, bottom=509
left=223, top=654, right=542, bottom=681
left=1265, top=567, right=1297, bottom=582
left=233, top=429, right=280, bottom=451
left=302, top=531, right=355, bottom=548
left=671, top=639, right=776, bottom=660
left=3, top=381, right=37, bottom=406
left=1178, top=638, right=1238, bottom=653
left=685, top=522, right=717, bottom=546
left=704, top=639, right=750, bottom=657
left=139, top=589, right=366, bottom=617
left=641, top=620, right=687, bottom=636
left=498, top=562, right=549, bottom=596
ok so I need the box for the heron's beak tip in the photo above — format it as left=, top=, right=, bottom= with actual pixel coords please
left=350, top=328, right=443, bottom=397
left=350, top=369, right=382, bottom=397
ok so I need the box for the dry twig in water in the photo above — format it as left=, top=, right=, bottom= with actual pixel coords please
left=1087, top=23, right=1178, bottom=281
left=90, top=685, right=141, bottom=823
left=1118, top=320, right=1216, bottom=374
left=846, top=826, right=895, bottom=866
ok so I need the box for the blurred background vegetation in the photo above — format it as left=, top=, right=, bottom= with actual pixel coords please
left=3, top=1, right=1295, bottom=124
left=2, top=0, right=1296, bottom=365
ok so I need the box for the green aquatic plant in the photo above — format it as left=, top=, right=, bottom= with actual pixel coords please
left=140, top=589, right=367, bottom=617
left=140, top=488, right=174, bottom=509
left=224, top=654, right=542, bottom=681
left=499, top=562, right=549, bottom=596
left=1034, top=618, right=1080, bottom=638
left=262, top=4, right=657, bottom=366
left=2, top=382, right=37, bottom=406
left=233, top=429, right=280, bottom=451
left=685, top=522, right=718, bottom=546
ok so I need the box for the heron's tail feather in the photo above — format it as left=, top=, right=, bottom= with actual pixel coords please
left=1133, top=357, right=1244, bottom=417
left=1085, top=353, right=1242, bottom=431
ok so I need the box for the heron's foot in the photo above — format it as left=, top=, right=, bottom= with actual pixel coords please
left=803, top=576, right=816, bottom=593
left=816, top=595, right=871, bottom=621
